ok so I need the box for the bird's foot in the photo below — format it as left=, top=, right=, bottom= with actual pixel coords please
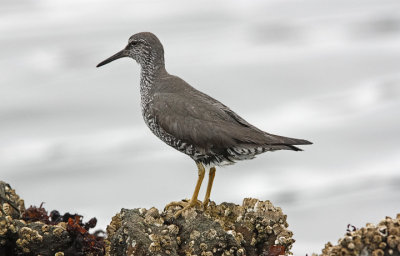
left=165, top=199, right=203, bottom=218
left=203, top=199, right=210, bottom=210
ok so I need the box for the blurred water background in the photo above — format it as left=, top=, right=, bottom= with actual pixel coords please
left=1, top=0, right=400, bottom=254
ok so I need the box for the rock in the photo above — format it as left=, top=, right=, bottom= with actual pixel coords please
left=0, top=181, right=105, bottom=256
left=317, top=214, right=400, bottom=256
left=106, top=198, right=294, bottom=256
left=4, top=178, right=400, bottom=256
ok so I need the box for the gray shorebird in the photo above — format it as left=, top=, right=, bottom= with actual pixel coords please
left=97, top=32, right=312, bottom=217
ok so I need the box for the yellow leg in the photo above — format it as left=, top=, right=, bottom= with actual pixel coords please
left=166, top=162, right=205, bottom=218
left=190, top=162, right=206, bottom=204
left=203, top=167, right=216, bottom=209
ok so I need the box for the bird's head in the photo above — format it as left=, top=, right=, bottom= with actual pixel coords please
left=97, top=32, right=165, bottom=69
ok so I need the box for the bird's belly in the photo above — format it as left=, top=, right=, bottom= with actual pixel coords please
left=141, top=110, right=261, bottom=167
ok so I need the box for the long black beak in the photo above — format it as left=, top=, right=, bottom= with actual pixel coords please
left=96, top=49, right=127, bottom=68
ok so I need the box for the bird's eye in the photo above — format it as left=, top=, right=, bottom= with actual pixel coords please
left=131, top=41, right=138, bottom=46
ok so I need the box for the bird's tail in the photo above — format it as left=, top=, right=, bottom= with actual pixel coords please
left=262, top=133, right=312, bottom=151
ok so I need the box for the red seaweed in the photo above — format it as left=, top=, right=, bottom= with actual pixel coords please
left=263, top=245, right=286, bottom=256
left=21, top=202, right=49, bottom=224
left=21, top=203, right=105, bottom=255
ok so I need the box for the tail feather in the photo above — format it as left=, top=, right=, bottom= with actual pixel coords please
left=268, top=144, right=303, bottom=151
left=266, top=133, right=313, bottom=146
left=260, top=133, right=312, bottom=152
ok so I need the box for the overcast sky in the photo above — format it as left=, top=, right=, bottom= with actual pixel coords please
left=1, top=0, right=400, bottom=254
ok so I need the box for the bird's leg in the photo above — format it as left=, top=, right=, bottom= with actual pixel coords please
left=203, top=167, right=216, bottom=209
left=173, top=163, right=205, bottom=217
left=165, top=162, right=205, bottom=217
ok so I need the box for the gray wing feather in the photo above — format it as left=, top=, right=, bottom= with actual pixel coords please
left=151, top=89, right=311, bottom=151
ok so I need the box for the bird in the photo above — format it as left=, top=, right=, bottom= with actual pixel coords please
left=96, top=32, right=312, bottom=217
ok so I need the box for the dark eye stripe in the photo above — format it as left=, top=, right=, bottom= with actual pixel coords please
left=131, top=41, right=138, bottom=46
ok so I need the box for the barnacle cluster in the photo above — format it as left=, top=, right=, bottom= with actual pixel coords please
left=107, top=207, right=180, bottom=256
left=0, top=181, right=25, bottom=219
left=319, top=214, right=400, bottom=256
left=205, top=198, right=294, bottom=253
left=106, top=198, right=294, bottom=256
left=0, top=180, right=105, bottom=255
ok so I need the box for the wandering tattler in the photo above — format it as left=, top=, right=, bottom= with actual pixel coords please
left=97, top=32, right=312, bottom=217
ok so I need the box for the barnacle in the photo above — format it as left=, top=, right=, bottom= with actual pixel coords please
left=318, top=213, right=400, bottom=256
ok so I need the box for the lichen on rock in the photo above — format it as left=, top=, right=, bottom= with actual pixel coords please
left=106, top=198, right=294, bottom=256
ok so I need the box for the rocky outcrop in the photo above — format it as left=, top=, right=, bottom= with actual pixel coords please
left=9, top=178, right=400, bottom=256
left=106, top=198, right=294, bottom=256
left=1, top=180, right=293, bottom=256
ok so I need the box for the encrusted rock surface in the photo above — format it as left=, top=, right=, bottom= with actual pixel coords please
left=5, top=177, right=400, bottom=256
left=106, top=198, right=294, bottom=256
left=316, top=214, right=400, bottom=256
left=0, top=181, right=71, bottom=255
left=0, top=181, right=104, bottom=256
left=6, top=177, right=400, bottom=256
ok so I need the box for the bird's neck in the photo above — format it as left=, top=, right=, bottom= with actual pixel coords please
left=139, top=59, right=166, bottom=111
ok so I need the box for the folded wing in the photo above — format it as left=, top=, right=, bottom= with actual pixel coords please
left=151, top=90, right=311, bottom=153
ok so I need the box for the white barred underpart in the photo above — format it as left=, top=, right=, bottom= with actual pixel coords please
left=227, top=147, right=268, bottom=160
